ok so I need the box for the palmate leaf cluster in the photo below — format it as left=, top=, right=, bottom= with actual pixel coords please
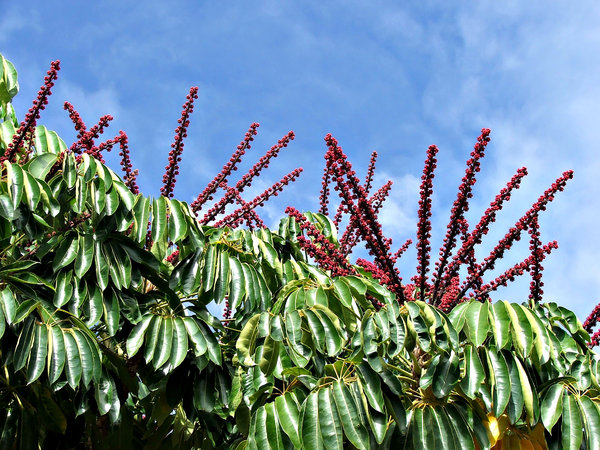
left=1, top=53, right=600, bottom=450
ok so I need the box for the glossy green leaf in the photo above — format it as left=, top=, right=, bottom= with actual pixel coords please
left=318, top=387, right=343, bottom=450
left=63, top=330, right=82, bottom=388
left=95, top=372, right=114, bottom=416
left=228, top=256, right=246, bottom=310
left=183, top=316, right=208, bottom=357
left=94, top=240, right=109, bottom=291
left=169, top=318, right=189, bottom=370
left=432, top=350, right=460, bottom=398
left=578, top=396, right=600, bottom=450
left=202, top=245, right=218, bottom=292
left=48, top=326, right=65, bottom=384
left=13, top=318, right=34, bottom=370
left=562, top=392, right=583, bottom=450
left=214, top=250, right=230, bottom=304
left=26, top=323, right=48, bottom=383
left=332, top=381, right=368, bottom=450
left=126, top=314, right=154, bottom=357
left=445, top=404, right=476, bottom=450
left=102, top=289, right=120, bottom=336
left=541, top=382, right=564, bottom=431
left=132, top=196, right=151, bottom=244
left=0, top=288, right=16, bottom=324
left=491, top=301, right=511, bottom=349
left=505, top=352, right=525, bottom=423
left=143, top=314, right=162, bottom=363
left=153, top=316, right=173, bottom=369
left=487, top=348, right=511, bottom=417
left=72, top=328, right=94, bottom=387
left=460, top=344, right=485, bottom=399
left=300, top=391, right=324, bottom=450
left=465, top=300, right=489, bottom=347
left=504, top=301, right=533, bottom=358
left=53, top=270, right=73, bottom=308
left=198, top=321, right=222, bottom=365
left=22, top=171, right=41, bottom=210
left=275, top=392, right=302, bottom=448
left=167, top=198, right=188, bottom=243
left=6, top=162, right=23, bottom=210
left=52, top=235, right=79, bottom=272
left=151, top=196, right=168, bottom=243
left=14, top=299, right=38, bottom=324
left=259, top=336, right=279, bottom=376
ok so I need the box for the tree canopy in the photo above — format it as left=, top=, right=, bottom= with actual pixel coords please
left=1, top=53, right=600, bottom=450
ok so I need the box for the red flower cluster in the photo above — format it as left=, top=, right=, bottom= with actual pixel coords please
left=292, top=128, right=573, bottom=313
left=200, top=131, right=296, bottom=225
left=161, top=87, right=199, bottom=198
left=2, top=60, right=61, bottom=163
left=414, top=144, right=438, bottom=301
left=117, top=131, right=140, bottom=194
left=286, top=207, right=355, bottom=277
left=191, top=123, right=259, bottom=212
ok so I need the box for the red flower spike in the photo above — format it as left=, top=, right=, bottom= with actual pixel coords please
left=415, top=144, right=438, bottom=301
left=458, top=170, right=573, bottom=299
left=191, top=122, right=260, bottom=213
left=583, top=304, right=600, bottom=333
left=431, top=129, right=491, bottom=304
left=2, top=60, right=61, bottom=163
left=201, top=131, right=295, bottom=224
left=161, top=86, right=199, bottom=198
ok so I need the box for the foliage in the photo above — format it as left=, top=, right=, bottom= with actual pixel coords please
left=1, top=54, right=600, bottom=450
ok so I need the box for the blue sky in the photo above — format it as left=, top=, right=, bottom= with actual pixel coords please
left=2, top=1, right=599, bottom=320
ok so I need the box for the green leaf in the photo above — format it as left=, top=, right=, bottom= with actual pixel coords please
left=102, top=289, right=120, bottom=336
left=143, top=314, right=162, bottom=363
left=237, top=314, right=261, bottom=365
left=95, top=372, right=114, bottom=416
left=53, top=271, right=73, bottom=308
left=300, top=391, right=324, bottom=450
left=465, top=300, right=489, bottom=347
left=486, top=348, right=511, bottom=417
left=126, top=314, right=154, bottom=356
left=13, top=318, right=34, bottom=370
left=460, top=345, right=485, bottom=399
left=229, top=256, right=246, bottom=310
left=202, top=245, right=218, bottom=292
left=0, top=288, right=16, bottom=324
left=48, top=326, right=66, bottom=384
left=432, top=350, right=460, bottom=398
left=214, top=250, right=230, bottom=304
left=53, top=235, right=79, bottom=272
left=151, top=196, right=168, bottom=243
left=312, top=307, right=343, bottom=355
left=578, top=396, right=600, bottom=450
left=356, top=364, right=385, bottom=413
left=261, top=402, right=282, bottom=450
left=491, top=301, right=511, bottom=349
left=183, top=316, right=208, bottom=357
left=94, top=240, right=110, bottom=291
left=63, top=330, right=82, bottom=388
left=505, top=352, right=525, bottom=423
left=91, top=177, right=106, bottom=214
left=304, top=309, right=326, bottom=353
left=259, top=336, right=279, bottom=376
left=541, top=383, right=564, bottom=431
left=132, top=195, right=151, bottom=244
left=26, top=323, right=48, bottom=383
left=74, top=233, right=95, bottom=279
left=153, top=316, right=173, bottom=369
left=199, top=321, right=222, bottom=365
left=167, top=198, right=189, bottom=243
left=27, top=150, right=58, bottom=177
left=22, top=171, right=41, bottom=210
left=168, top=318, right=189, bottom=370
left=504, top=301, right=533, bottom=358
left=318, top=387, right=343, bottom=450
left=5, top=162, right=24, bottom=210
left=445, top=404, right=476, bottom=450
left=332, top=381, right=368, bottom=450
left=72, top=329, right=95, bottom=387
left=562, top=392, right=583, bottom=450
left=275, top=392, right=302, bottom=448
left=14, top=299, right=39, bottom=324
